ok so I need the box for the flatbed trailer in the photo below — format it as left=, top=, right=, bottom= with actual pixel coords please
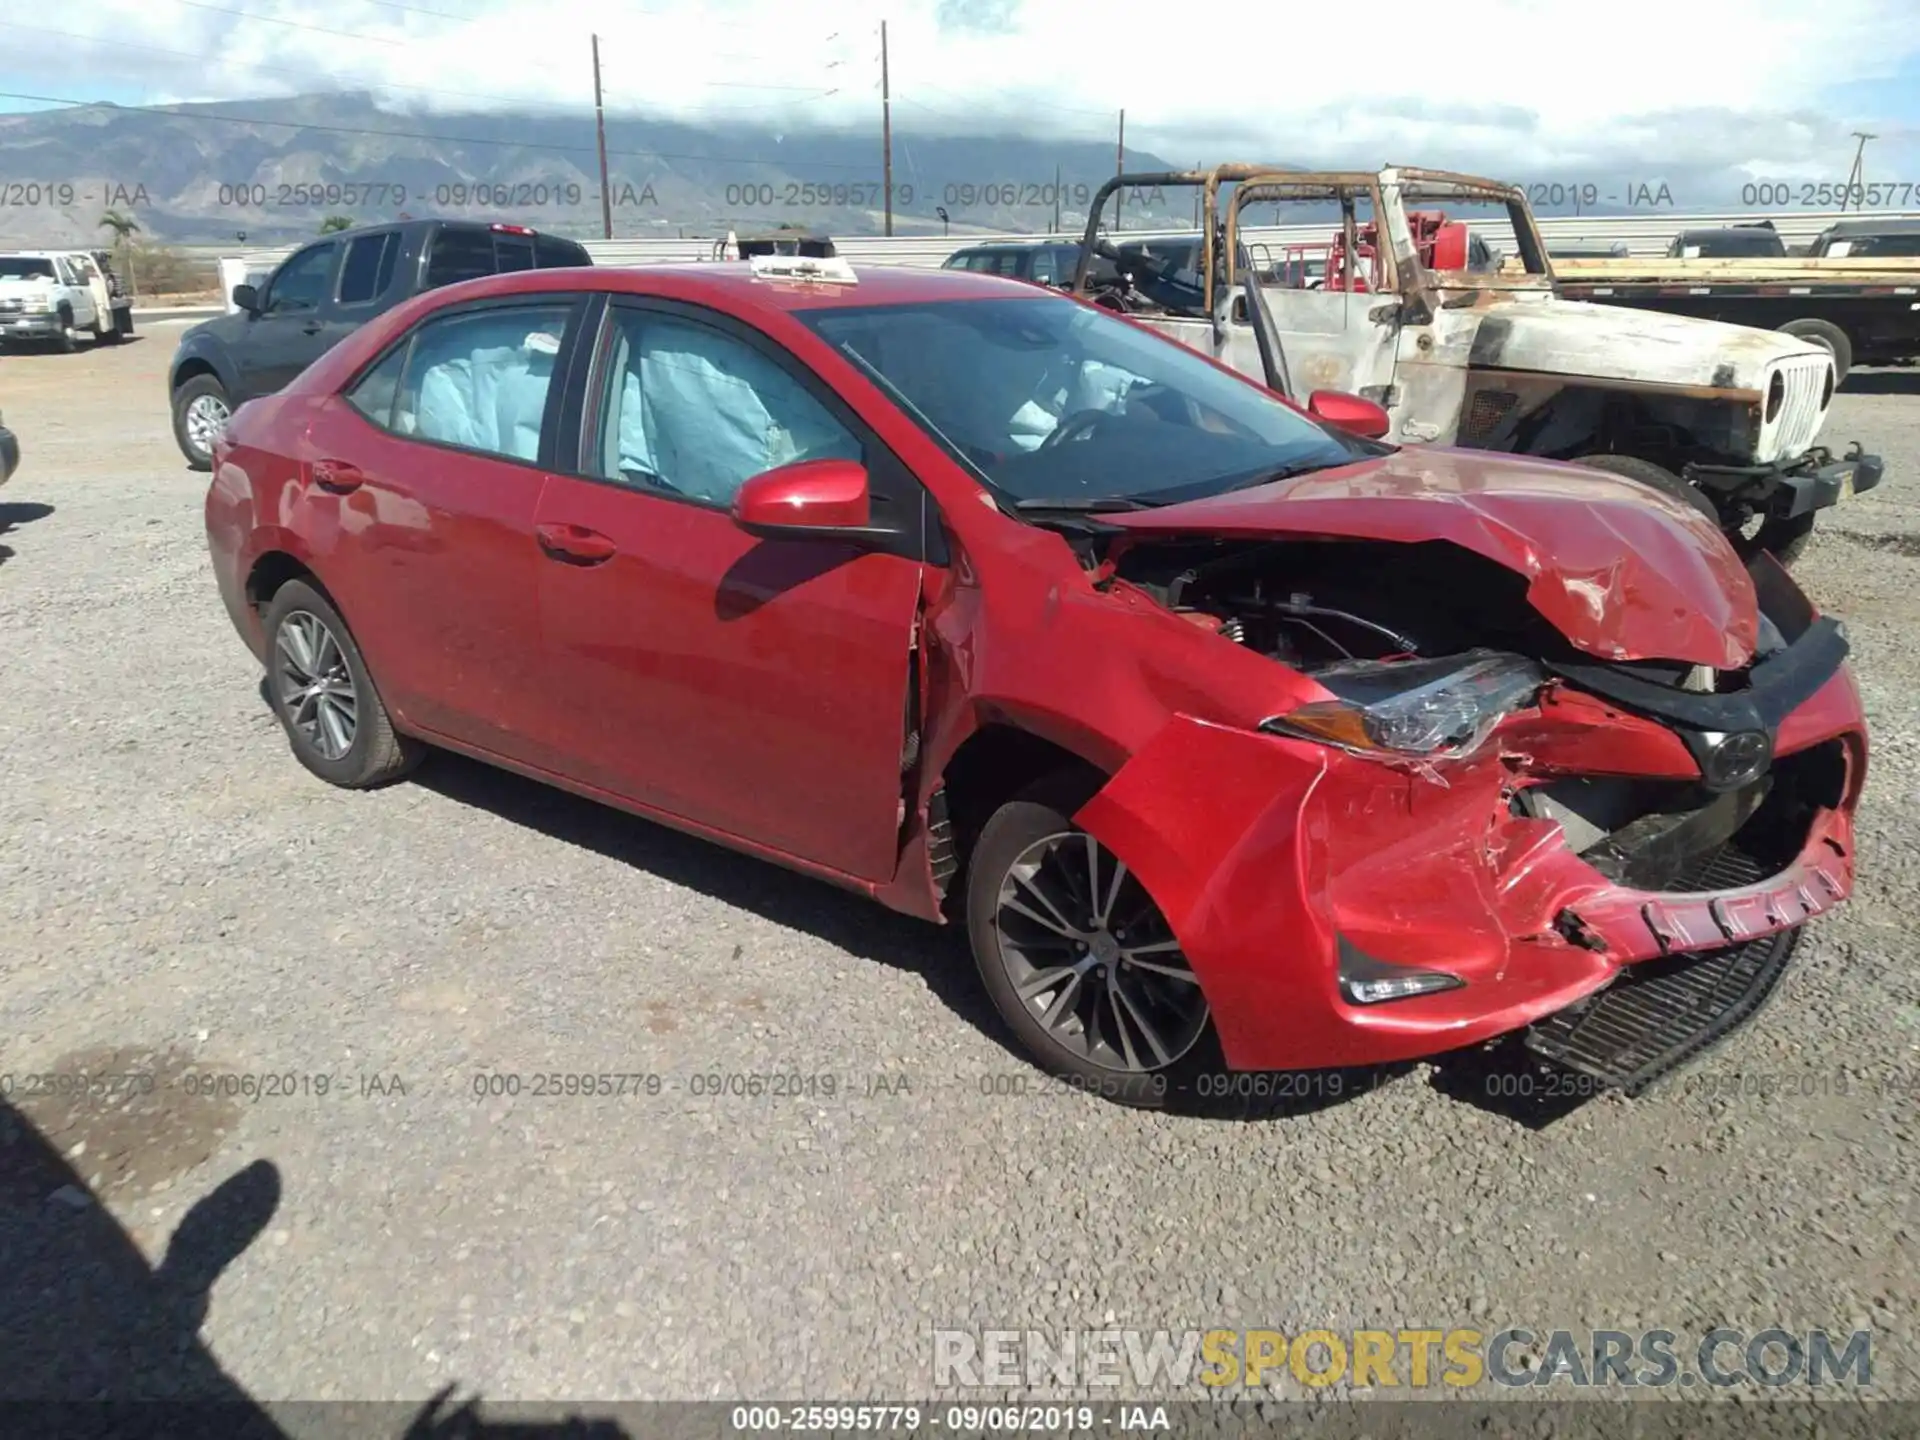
left=1552, top=255, right=1920, bottom=380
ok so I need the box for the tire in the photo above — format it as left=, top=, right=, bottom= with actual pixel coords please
left=1571, top=452, right=1722, bottom=525
left=51, top=310, right=76, bottom=354
left=171, top=374, right=232, bottom=472
left=262, top=579, right=421, bottom=789
left=965, top=774, right=1220, bottom=1108
left=1778, top=318, right=1851, bottom=385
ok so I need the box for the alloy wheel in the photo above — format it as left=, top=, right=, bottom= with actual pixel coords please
left=273, top=610, right=358, bottom=760
left=992, top=830, right=1209, bottom=1073
left=186, top=394, right=230, bottom=455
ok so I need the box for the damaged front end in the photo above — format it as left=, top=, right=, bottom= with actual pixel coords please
left=1071, top=521, right=1865, bottom=1090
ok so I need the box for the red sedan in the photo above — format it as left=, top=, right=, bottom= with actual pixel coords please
left=205, top=256, right=1866, bottom=1106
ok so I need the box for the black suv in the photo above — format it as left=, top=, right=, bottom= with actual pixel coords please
left=942, top=241, right=1115, bottom=288
left=1665, top=223, right=1786, bottom=259
left=168, top=219, right=592, bottom=469
left=1804, top=217, right=1920, bottom=258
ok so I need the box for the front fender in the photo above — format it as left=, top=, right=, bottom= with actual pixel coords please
left=170, top=332, right=239, bottom=394
left=1073, top=713, right=1338, bottom=1068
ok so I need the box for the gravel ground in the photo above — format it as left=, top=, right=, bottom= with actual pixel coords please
left=0, top=331, right=1915, bottom=1422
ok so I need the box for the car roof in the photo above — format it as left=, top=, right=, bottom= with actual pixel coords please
left=1820, top=217, right=1920, bottom=237
left=425, top=261, right=1061, bottom=315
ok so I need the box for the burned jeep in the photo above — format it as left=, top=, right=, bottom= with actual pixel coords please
left=1071, top=166, right=1883, bottom=563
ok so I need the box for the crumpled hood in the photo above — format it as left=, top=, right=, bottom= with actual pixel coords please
left=1464, top=292, right=1824, bottom=391
left=1102, top=447, right=1758, bottom=668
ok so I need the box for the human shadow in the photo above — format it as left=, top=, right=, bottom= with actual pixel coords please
left=0, top=1090, right=287, bottom=1429
left=0, top=500, right=54, bottom=567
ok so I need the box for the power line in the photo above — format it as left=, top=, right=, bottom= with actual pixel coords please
left=0, top=90, right=879, bottom=171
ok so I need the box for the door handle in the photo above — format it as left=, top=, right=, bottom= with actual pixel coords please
left=302, top=321, right=324, bottom=335
left=536, top=522, right=617, bottom=565
left=312, top=459, right=365, bottom=493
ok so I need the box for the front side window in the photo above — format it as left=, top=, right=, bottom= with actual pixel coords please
left=593, top=308, right=862, bottom=505
left=1029, top=250, right=1058, bottom=285
left=801, top=294, right=1372, bottom=508
left=264, top=243, right=337, bottom=314
left=357, top=304, right=572, bottom=462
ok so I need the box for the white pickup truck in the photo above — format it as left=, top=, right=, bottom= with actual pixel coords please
left=0, top=250, right=135, bottom=351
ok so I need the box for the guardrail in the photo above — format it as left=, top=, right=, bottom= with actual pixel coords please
left=221, top=208, right=1920, bottom=288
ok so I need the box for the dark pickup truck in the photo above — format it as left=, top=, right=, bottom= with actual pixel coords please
left=168, top=218, right=592, bottom=468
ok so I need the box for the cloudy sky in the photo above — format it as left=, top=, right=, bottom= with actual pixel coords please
left=4, top=0, right=1920, bottom=203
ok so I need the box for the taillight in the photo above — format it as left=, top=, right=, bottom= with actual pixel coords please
left=490, top=223, right=534, bottom=236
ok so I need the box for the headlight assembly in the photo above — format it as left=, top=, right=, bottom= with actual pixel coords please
left=1261, top=649, right=1547, bottom=764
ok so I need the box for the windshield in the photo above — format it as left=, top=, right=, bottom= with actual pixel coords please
left=799, top=294, right=1373, bottom=507
left=0, top=257, right=56, bottom=280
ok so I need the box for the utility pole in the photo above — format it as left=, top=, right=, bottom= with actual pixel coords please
left=1114, top=109, right=1125, bottom=230
left=881, top=21, right=894, bottom=237
left=1053, top=162, right=1062, bottom=234
left=1842, top=131, right=1875, bottom=212
left=591, top=34, right=613, bottom=239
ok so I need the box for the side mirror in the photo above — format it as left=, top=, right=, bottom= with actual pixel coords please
left=731, top=458, right=872, bottom=539
left=232, top=283, right=259, bottom=313
left=1307, top=389, right=1391, bottom=440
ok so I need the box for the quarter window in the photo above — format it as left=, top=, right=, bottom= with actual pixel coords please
left=593, top=308, right=862, bottom=505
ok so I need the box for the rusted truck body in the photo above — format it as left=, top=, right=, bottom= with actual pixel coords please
left=1070, top=166, right=1883, bottom=561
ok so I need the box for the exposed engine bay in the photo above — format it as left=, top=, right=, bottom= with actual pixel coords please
left=1106, top=535, right=1582, bottom=671
left=1099, top=534, right=1844, bottom=898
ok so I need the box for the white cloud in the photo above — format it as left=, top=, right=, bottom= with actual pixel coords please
left=6, top=0, right=1920, bottom=178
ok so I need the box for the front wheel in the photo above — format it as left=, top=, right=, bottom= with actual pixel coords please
left=171, top=375, right=231, bottom=471
left=966, top=780, right=1218, bottom=1107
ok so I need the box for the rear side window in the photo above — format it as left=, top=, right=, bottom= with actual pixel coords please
left=382, top=303, right=573, bottom=462
left=423, top=228, right=499, bottom=289
left=337, top=232, right=400, bottom=306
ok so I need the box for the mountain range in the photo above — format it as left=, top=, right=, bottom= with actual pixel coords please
left=0, top=91, right=1203, bottom=247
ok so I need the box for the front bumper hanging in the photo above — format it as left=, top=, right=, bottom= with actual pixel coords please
left=1686, top=441, right=1885, bottom=521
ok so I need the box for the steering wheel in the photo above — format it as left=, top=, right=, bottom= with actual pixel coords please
left=1040, top=408, right=1113, bottom=450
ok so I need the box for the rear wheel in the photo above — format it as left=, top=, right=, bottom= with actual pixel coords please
left=1778, top=318, right=1851, bottom=385
left=172, top=375, right=231, bottom=471
left=1571, top=452, right=1722, bottom=524
left=262, top=580, right=421, bottom=789
left=966, top=776, right=1218, bottom=1108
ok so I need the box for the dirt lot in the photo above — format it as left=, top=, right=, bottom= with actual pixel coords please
left=1, top=331, right=1916, bottom=1419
